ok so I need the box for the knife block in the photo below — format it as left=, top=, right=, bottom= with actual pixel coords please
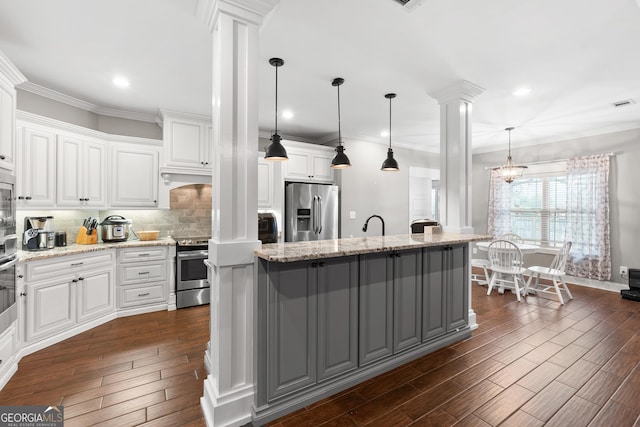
left=76, top=226, right=98, bottom=245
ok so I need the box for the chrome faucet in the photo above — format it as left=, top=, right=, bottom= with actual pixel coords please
left=362, top=215, right=385, bottom=236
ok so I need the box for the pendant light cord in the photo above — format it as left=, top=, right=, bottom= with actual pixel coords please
left=274, top=65, right=279, bottom=134
left=337, top=83, right=342, bottom=146
left=388, top=96, right=392, bottom=149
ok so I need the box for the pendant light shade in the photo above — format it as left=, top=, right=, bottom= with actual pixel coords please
left=330, top=78, right=351, bottom=169
left=492, top=127, right=527, bottom=183
left=381, top=93, right=399, bottom=171
left=264, top=58, right=288, bottom=161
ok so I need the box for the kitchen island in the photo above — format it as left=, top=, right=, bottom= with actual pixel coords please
left=253, top=232, right=489, bottom=424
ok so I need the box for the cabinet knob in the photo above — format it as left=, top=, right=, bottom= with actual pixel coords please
left=153, top=200, right=157, bottom=204
left=17, top=274, right=23, bottom=279
left=85, top=198, right=89, bottom=201
left=20, top=292, right=27, bottom=296
left=205, top=162, right=209, bottom=165
left=17, top=196, right=24, bottom=200
left=72, top=279, right=78, bottom=283
left=25, top=196, right=32, bottom=200
left=0, top=155, right=5, bottom=160
left=78, top=277, right=85, bottom=281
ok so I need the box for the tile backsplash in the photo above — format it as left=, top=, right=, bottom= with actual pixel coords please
left=18, top=184, right=212, bottom=244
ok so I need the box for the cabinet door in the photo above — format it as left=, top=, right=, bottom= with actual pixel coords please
left=257, top=155, right=274, bottom=208
left=165, top=119, right=204, bottom=168
left=310, top=152, right=334, bottom=183
left=447, top=245, right=469, bottom=331
left=0, top=83, right=15, bottom=171
left=83, top=140, right=107, bottom=207
left=423, top=247, right=446, bottom=341
left=56, top=135, right=83, bottom=207
left=317, top=256, right=358, bottom=382
left=77, top=268, right=114, bottom=323
left=393, top=249, right=422, bottom=353
left=110, top=145, right=158, bottom=207
left=17, top=127, right=56, bottom=207
left=283, top=150, right=310, bottom=181
left=26, top=277, right=75, bottom=342
left=359, top=252, right=393, bottom=366
left=267, top=261, right=317, bottom=401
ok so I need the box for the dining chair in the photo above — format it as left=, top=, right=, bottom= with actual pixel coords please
left=471, top=257, right=490, bottom=286
left=524, top=241, right=573, bottom=305
left=498, top=233, right=525, bottom=243
left=487, top=239, right=528, bottom=302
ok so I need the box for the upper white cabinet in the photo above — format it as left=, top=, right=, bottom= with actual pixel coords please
left=161, top=110, right=212, bottom=175
left=110, top=144, right=159, bottom=208
left=0, top=51, right=26, bottom=172
left=258, top=154, right=274, bottom=209
left=16, top=125, right=56, bottom=208
left=56, top=135, right=107, bottom=208
left=283, top=145, right=334, bottom=183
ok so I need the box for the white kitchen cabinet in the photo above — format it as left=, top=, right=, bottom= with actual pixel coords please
left=116, top=246, right=170, bottom=311
left=161, top=111, right=212, bottom=174
left=0, top=81, right=16, bottom=171
left=56, top=135, right=107, bottom=208
left=110, top=144, right=159, bottom=208
left=283, top=145, right=334, bottom=183
left=23, top=250, right=116, bottom=344
left=0, top=321, right=18, bottom=385
left=258, top=154, right=274, bottom=208
left=0, top=55, right=25, bottom=172
left=15, top=126, right=56, bottom=208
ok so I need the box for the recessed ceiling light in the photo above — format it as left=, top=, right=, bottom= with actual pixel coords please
left=112, top=76, right=130, bottom=88
left=512, top=87, right=531, bottom=97
left=380, top=130, right=389, bottom=137
left=282, top=110, right=293, bottom=119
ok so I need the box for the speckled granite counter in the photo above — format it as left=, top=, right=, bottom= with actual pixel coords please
left=254, top=233, right=491, bottom=262
left=18, top=238, right=176, bottom=262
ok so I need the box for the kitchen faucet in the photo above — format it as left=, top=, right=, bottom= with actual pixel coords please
left=362, top=215, right=385, bottom=236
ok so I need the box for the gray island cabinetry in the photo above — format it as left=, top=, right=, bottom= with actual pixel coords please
left=254, top=233, right=488, bottom=425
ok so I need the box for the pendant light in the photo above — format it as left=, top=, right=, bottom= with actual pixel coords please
left=330, top=78, right=351, bottom=169
left=264, top=58, right=288, bottom=161
left=381, top=93, right=399, bottom=171
left=492, top=127, right=527, bottom=183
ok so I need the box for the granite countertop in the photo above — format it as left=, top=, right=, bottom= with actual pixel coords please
left=18, top=238, right=176, bottom=263
left=255, top=233, right=492, bottom=263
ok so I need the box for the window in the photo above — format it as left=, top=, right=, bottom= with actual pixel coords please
left=489, top=161, right=567, bottom=247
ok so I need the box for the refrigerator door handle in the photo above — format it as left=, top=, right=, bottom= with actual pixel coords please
left=312, top=196, right=318, bottom=234
left=317, top=195, right=323, bottom=234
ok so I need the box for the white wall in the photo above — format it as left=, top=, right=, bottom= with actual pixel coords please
left=338, top=139, right=439, bottom=237
left=472, top=128, right=640, bottom=284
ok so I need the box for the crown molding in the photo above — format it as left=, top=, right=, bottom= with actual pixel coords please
left=196, top=0, right=279, bottom=31
left=159, top=109, right=211, bottom=123
left=18, top=81, right=159, bottom=123
left=0, top=50, right=27, bottom=86
left=16, top=110, right=162, bottom=146
left=429, top=80, right=485, bottom=104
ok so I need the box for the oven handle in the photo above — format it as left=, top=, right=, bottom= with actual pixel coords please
left=203, top=259, right=212, bottom=268
left=0, top=255, right=18, bottom=272
left=177, top=250, right=209, bottom=260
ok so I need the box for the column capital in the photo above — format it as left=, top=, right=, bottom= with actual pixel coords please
left=429, top=80, right=485, bottom=104
left=196, top=0, right=279, bottom=30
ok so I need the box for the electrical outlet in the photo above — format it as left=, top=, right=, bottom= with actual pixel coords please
left=349, top=211, right=356, bottom=219
left=472, top=248, right=478, bottom=254
left=620, top=266, right=628, bottom=276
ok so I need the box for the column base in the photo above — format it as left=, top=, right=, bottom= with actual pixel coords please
left=201, top=376, right=254, bottom=427
left=468, top=309, right=478, bottom=330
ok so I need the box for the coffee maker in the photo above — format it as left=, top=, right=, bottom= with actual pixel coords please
left=23, top=216, right=55, bottom=251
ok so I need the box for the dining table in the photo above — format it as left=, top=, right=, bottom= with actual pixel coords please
left=475, top=241, right=540, bottom=254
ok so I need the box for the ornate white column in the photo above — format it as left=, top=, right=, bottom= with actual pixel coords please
left=197, top=1, right=278, bottom=425
left=430, top=80, right=484, bottom=234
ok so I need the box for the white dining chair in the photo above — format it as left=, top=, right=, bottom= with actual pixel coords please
left=498, top=233, right=525, bottom=243
left=471, top=257, right=491, bottom=286
left=524, top=241, right=573, bottom=305
left=487, top=240, right=528, bottom=302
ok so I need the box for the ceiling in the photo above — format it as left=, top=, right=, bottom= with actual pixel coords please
left=1, top=0, right=639, bottom=153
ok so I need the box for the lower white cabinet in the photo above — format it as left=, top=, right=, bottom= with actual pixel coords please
left=0, top=322, right=18, bottom=374
left=117, top=246, right=170, bottom=310
left=23, top=251, right=116, bottom=344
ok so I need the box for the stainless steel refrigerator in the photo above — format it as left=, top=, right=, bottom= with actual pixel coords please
left=285, top=182, right=339, bottom=241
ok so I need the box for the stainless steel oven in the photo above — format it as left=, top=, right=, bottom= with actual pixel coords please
left=175, top=237, right=210, bottom=308
left=0, top=170, right=17, bottom=335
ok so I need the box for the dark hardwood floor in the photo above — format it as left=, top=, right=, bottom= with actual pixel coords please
left=1, top=274, right=639, bottom=426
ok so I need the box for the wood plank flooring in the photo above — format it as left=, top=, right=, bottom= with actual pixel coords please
left=1, top=275, right=639, bottom=426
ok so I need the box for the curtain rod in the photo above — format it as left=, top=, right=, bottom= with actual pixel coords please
left=483, top=152, right=616, bottom=170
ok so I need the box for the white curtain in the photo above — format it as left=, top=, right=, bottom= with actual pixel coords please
left=565, top=154, right=611, bottom=280
left=487, top=172, right=510, bottom=239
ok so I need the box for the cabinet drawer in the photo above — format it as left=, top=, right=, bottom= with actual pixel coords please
left=118, top=282, right=166, bottom=308
left=0, top=325, right=16, bottom=368
left=26, top=250, right=115, bottom=282
left=119, top=246, right=168, bottom=263
left=120, top=262, right=166, bottom=284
